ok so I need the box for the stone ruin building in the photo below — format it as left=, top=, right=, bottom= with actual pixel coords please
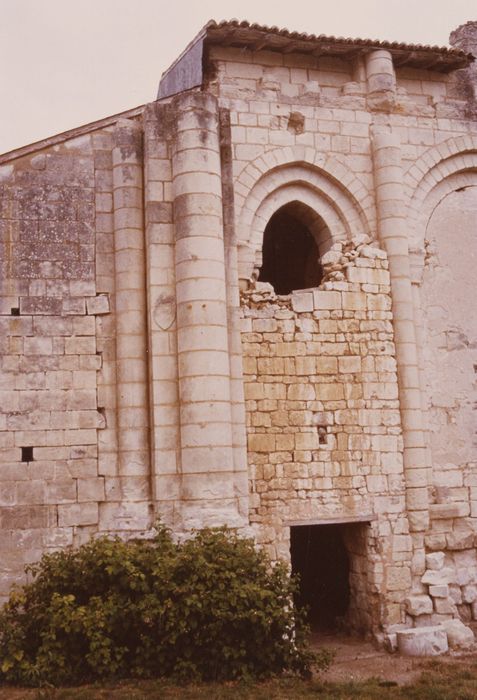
left=1, top=18, right=477, bottom=653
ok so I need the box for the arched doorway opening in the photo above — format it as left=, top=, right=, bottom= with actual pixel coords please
left=258, top=202, right=325, bottom=294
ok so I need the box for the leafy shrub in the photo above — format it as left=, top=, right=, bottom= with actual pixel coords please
left=0, top=526, right=329, bottom=686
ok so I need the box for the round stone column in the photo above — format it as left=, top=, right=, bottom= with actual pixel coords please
left=172, top=92, right=242, bottom=529
left=366, top=49, right=396, bottom=110
left=366, top=49, right=395, bottom=93
left=371, top=127, right=429, bottom=533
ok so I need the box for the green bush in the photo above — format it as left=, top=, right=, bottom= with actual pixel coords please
left=0, top=526, right=329, bottom=686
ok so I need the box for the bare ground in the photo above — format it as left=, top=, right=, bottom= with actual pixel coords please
left=315, top=629, right=477, bottom=685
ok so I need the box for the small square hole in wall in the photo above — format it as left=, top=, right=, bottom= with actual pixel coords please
left=21, top=446, right=34, bottom=462
left=10, top=307, right=20, bottom=316
left=317, top=427, right=328, bottom=445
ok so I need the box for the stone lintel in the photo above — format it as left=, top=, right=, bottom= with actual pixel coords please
left=286, top=514, right=376, bottom=527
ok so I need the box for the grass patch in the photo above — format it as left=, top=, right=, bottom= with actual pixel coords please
left=1, top=658, right=477, bottom=700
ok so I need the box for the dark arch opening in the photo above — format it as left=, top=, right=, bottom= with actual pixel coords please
left=258, top=204, right=323, bottom=295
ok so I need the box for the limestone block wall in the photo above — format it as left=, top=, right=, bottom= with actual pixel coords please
left=0, top=20, right=477, bottom=636
left=0, top=119, right=157, bottom=600
left=0, top=134, right=112, bottom=600
left=0, top=92, right=250, bottom=601
left=421, top=187, right=477, bottom=519
left=416, top=185, right=477, bottom=626
left=240, top=243, right=413, bottom=631
left=211, top=35, right=477, bottom=626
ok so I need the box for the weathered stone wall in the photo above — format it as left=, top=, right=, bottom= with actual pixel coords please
left=240, top=240, right=412, bottom=630
left=0, top=19, right=477, bottom=641
left=211, top=31, right=477, bottom=614
left=208, top=44, right=476, bottom=183
left=415, top=185, right=477, bottom=626
left=0, top=135, right=110, bottom=599
left=0, top=123, right=157, bottom=601
left=421, top=187, right=477, bottom=519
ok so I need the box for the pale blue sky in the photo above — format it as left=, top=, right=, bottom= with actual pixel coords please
left=1, top=0, right=475, bottom=154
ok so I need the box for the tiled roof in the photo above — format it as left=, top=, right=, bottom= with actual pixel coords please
left=202, top=19, right=473, bottom=71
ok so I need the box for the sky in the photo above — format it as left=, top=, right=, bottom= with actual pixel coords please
left=0, top=0, right=475, bottom=155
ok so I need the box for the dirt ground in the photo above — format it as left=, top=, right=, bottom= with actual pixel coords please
left=314, top=629, right=477, bottom=685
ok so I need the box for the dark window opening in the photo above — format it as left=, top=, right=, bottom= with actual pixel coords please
left=291, top=524, right=350, bottom=632
left=21, top=446, right=34, bottom=462
left=10, top=307, right=20, bottom=316
left=258, top=207, right=323, bottom=295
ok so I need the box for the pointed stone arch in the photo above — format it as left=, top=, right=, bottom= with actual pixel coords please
left=234, top=146, right=374, bottom=281
left=258, top=200, right=325, bottom=294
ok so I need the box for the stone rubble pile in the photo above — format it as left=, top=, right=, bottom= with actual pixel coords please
left=390, top=549, right=476, bottom=656
left=240, top=280, right=287, bottom=307
left=241, top=233, right=388, bottom=309
left=320, top=234, right=386, bottom=284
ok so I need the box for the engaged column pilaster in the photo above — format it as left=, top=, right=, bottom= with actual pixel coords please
left=172, top=92, right=246, bottom=529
